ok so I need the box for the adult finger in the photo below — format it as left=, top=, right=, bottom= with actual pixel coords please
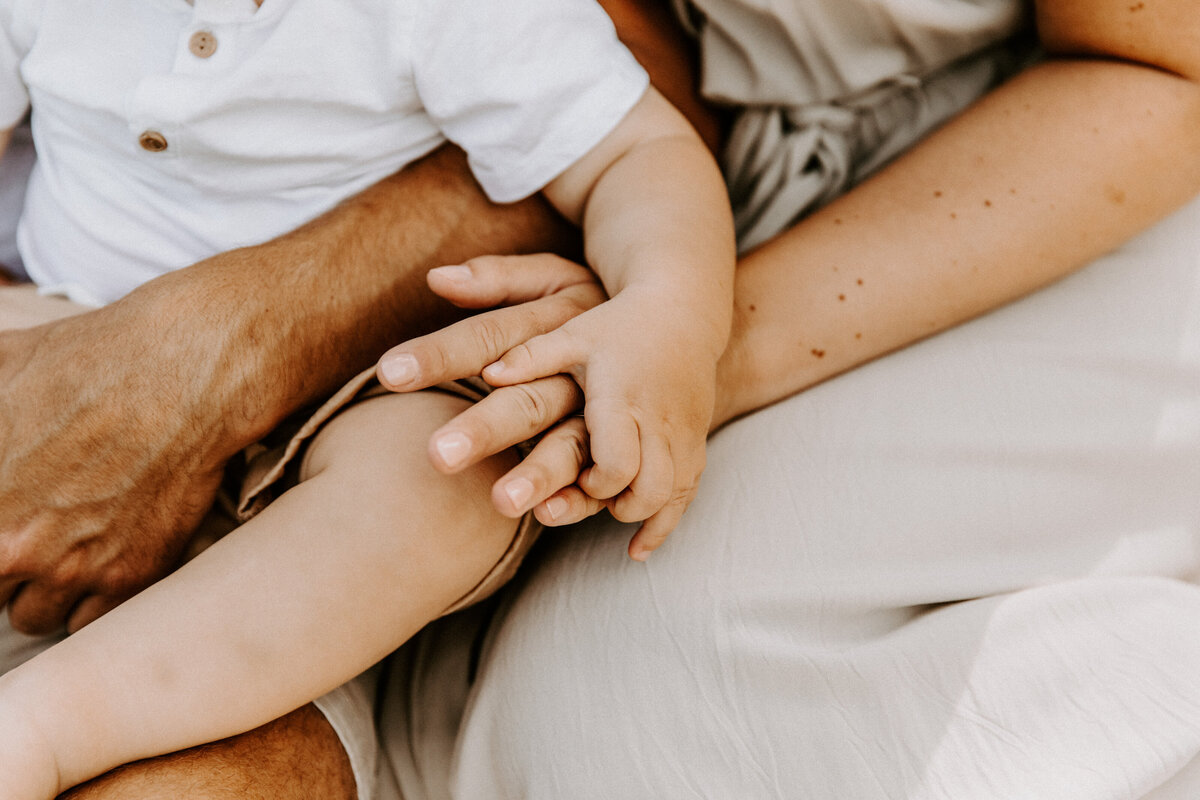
left=0, top=577, right=22, bottom=610
left=533, top=485, right=607, bottom=527
left=67, top=594, right=124, bottom=633
left=377, top=300, right=571, bottom=391
left=377, top=255, right=604, bottom=393
left=428, top=376, right=582, bottom=473
left=427, top=254, right=603, bottom=309
left=7, top=581, right=82, bottom=635
left=491, top=416, right=590, bottom=517
left=377, top=292, right=603, bottom=394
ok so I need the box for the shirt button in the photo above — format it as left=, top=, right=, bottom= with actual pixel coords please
left=138, top=131, right=169, bottom=152
left=188, top=30, right=218, bottom=58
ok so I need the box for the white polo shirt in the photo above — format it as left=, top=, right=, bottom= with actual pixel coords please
left=0, top=0, right=647, bottom=305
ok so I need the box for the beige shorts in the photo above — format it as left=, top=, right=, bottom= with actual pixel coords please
left=237, top=365, right=542, bottom=616
left=0, top=284, right=541, bottom=799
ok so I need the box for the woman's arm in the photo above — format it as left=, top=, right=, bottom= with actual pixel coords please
left=371, top=0, right=1200, bottom=523
left=714, top=0, right=1200, bottom=424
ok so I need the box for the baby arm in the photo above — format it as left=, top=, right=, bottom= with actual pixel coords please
left=482, top=88, right=735, bottom=559
left=0, top=390, right=520, bottom=798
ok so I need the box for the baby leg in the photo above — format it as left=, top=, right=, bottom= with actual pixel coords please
left=0, top=389, right=522, bottom=797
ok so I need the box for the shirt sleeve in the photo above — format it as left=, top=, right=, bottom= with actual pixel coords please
left=409, top=0, right=649, bottom=203
left=0, top=0, right=33, bottom=129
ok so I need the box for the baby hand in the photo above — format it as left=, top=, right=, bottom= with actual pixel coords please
left=482, top=285, right=721, bottom=560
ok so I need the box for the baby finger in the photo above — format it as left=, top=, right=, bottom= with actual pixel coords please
left=482, top=327, right=585, bottom=387
left=609, top=434, right=673, bottom=523
left=578, top=404, right=640, bottom=500
left=627, top=492, right=693, bottom=561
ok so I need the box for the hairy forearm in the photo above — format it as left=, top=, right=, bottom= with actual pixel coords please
left=713, top=57, right=1200, bottom=427
left=125, top=145, right=574, bottom=454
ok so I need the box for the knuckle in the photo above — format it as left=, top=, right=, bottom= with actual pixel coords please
left=92, top=561, right=145, bottom=597
left=463, top=254, right=503, bottom=274
left=553, top=421, right=590, bottom=465
left=508, top=383, right=553, bottom=426
left=616, top=489, right=669, bottom=522
left=546, top=293, right=590, bottom=322
left=0, top=539, right=31, bottom=576
left=610, top=504, right=643, bottom=524
left=471, top=315, right=514, bottom=362
left=0, top=520, right=50, bottom=577
left=418, top=342, right=451, bottom=380
left=585, top=464, right=634, bottom=497
left=8, top=610, right=50, bottom=636
left=504, top=342, right=534, bottom=370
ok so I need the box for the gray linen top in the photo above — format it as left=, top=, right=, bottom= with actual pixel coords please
left=671, top=0, right=1035, bottom=249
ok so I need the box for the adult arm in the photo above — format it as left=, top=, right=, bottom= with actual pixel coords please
left=0, top=144, right=575, bottom=634
left=714, top=0, right=1200, bottom=424
left=378, top=0, right=1200, bottom=521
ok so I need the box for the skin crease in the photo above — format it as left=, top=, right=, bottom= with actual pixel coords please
left=376, top=0, right=1200, bottom=527
left=0, top=144, right=579, bottom=637
left=0, top=2, right=720, bottom=797
left=0, top=0, right=716, bottom=636
left=0, top=0, right=1197, bottom=795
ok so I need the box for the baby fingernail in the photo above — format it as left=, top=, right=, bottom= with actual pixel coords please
left=379, top=354, right=418, bottom=386
left=544, top=496, right=569, bottom=521
left=504, top=478, right=534, bottom=510
left=434, top=431, right=471, bottom=469
left=430, top=264, right=473, bottom=282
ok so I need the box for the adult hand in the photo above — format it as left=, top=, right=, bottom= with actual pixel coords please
left=0, top=295, right=233, bottom=635
left=377, top=254, right=613, bottom=524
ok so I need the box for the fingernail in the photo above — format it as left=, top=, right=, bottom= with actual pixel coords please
left=482, top=361, right=506, bottom=380
left=544, top=496, right=569, bottom=521
left=429, top=264, right=473, bottom=282
left=630, top=546, right=650, bottom=562
left=504, top=478, right=534, bottom=510
left=379, top=354, right=418, bottom=386
left=434, top=431, right=471, bottom=469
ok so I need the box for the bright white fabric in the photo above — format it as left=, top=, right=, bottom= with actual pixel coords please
left=390, top=171, right=1200, bottom=800
left=0, top=0, right=646, bottom=305
left=373, top=0, right=1200, bottom=796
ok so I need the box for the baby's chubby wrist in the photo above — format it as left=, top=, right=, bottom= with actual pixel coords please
left=612, top=278, right=732, bottom=363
